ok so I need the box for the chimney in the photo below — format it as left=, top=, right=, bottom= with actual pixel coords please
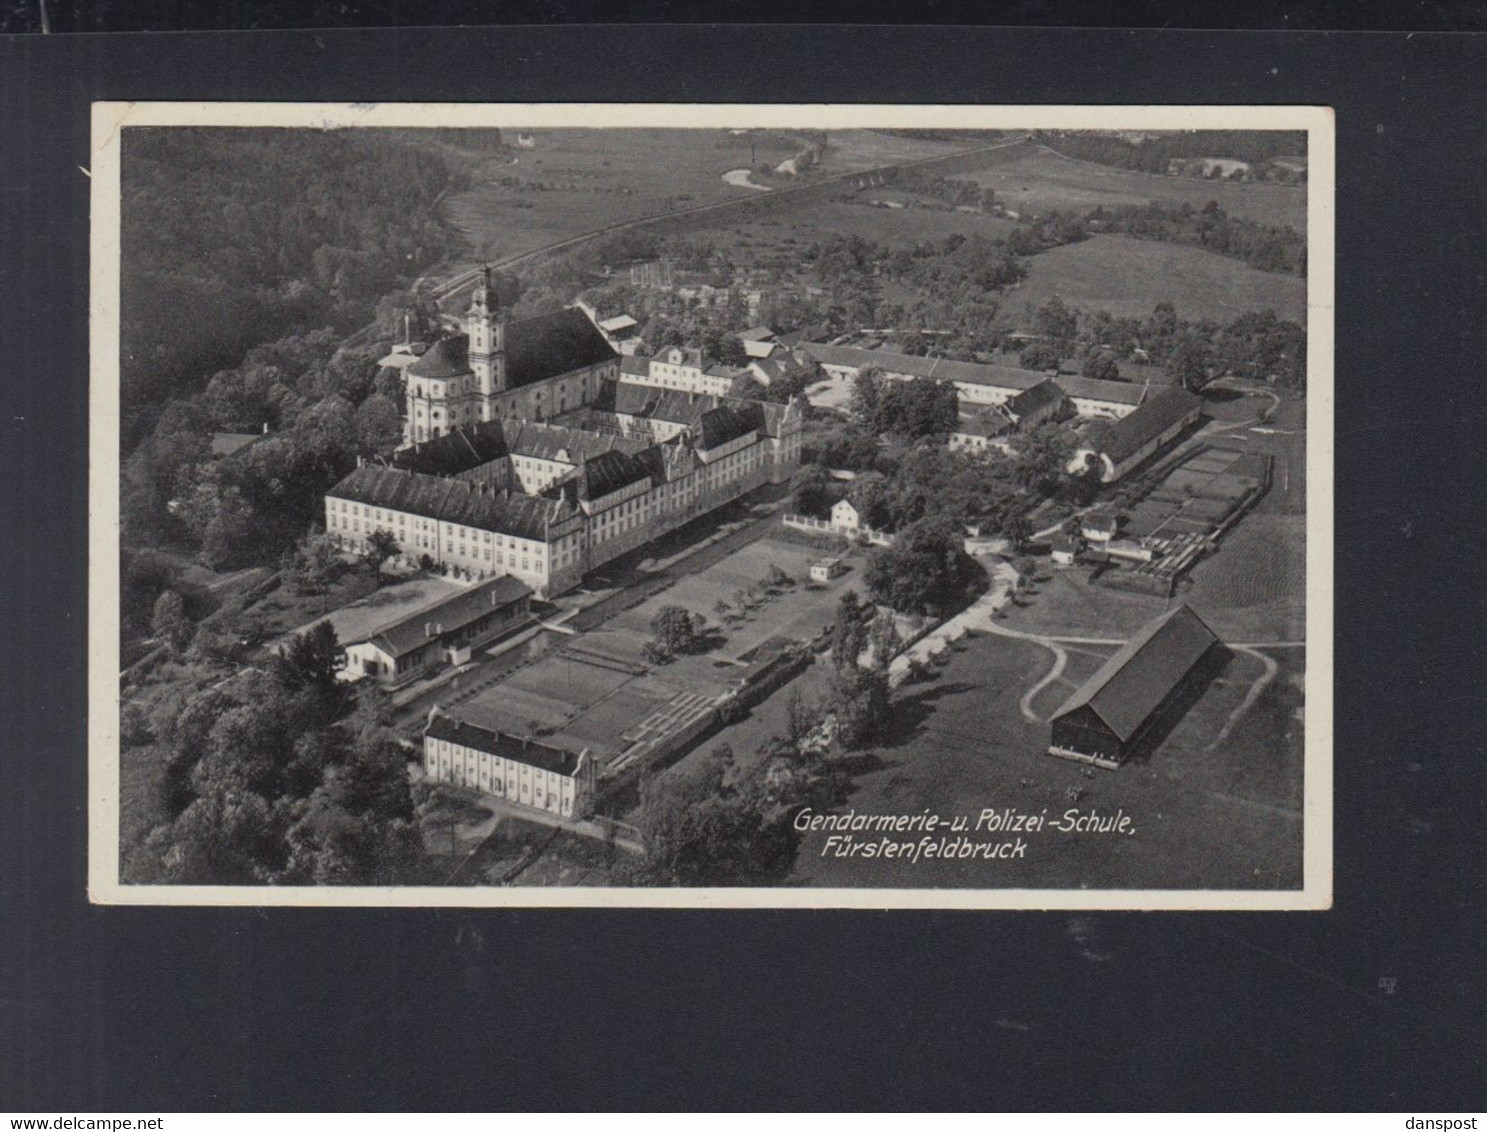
left=356, top=455, right=364, bottom=467
left=262, top=421, right=269, bottom=434
left=425, top=622, right=434, bottom=638
left=426, top=703, right=442, bottom=728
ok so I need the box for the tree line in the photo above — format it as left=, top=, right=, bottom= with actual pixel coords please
left=121, top=127, right=463, bottom=449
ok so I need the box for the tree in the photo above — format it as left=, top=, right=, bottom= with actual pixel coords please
left=634, top=744, right=785, bottom=885
left=849, top=366, right=885, bottom=428
left=284, top=531, right=344, bottom=595
left=1033, top=297, right=1078, bottom=348
left=828, top=589, right=871, bottom=670
left=364, top=528, right=400, bottom=576
left=353, top=393, right=404, bottom=453
left=826, top=664, right=891, bottom=751
left=650, top=605, right=709, bottom=657
left=1167, top=333, right=1213, bottom=390
left=151, top=589, right=193, bottom=652
left=1019, top=342, right=1062, bottom=371
left=271, top=620, right=346, bottom=697
left=864, top=516, right=978, bottom=617
left=867, top=610, right=904, bottom=671
left=1082, top=352, right=1121, bottom=382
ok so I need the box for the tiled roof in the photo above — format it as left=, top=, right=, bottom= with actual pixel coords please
left=619, top=355, right=651, bottom=377
left=800, top=343, right=1046, bottom=392
left=425, top=713, right=583, bottom=776
left=393, top=421, right=511, bottom=477
left=954, top=410, right=1012, bottom=439
left=327, top=464, right=559, bottom=541
left=502, top=307, right=618, bottom=390
left=211, top=432, right=262, bottom=458
left=1051, top=605, right=1220, bottom=742
left=738, top=325, right=776, bottom=341
left=1082, top=386, right=1203, bottom=464
left=1008, top=378, right=1068, bottom=416
left=577, top=448, right=651, bottom=501
left=1054, top=374, right=1147, bottom=406
left=362, top=575, right=533, bottom=658
left=406, top=337, right=472, bottom=380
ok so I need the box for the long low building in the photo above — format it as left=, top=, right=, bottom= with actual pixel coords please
left=342, top=575, right=534, bottom=687
left=1048, top=604, right=1223, bottom=768
left=1067, top=386, right=1205, bottom=483
left=326, top=380, right=804, bottom=597
left=424, top=710, right=596, bottom=819
left=800, top=341, right=1146, bottom=418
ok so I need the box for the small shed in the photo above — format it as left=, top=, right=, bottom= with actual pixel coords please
left=810, top=557, right=847, bottom=583
left=1051, top=533, right=1081, bottom=566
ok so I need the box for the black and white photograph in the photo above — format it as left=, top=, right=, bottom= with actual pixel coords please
left=90, top=102, right=1332, bottom=908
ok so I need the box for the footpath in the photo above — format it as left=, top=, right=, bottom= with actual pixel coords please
left=887, top=554, right=1021, bottom=688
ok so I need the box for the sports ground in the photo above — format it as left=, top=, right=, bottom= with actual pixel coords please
left=447, top=537, right=865, bottom=772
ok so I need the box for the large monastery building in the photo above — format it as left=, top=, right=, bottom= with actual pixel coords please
left=403, top=267, right=620, bottom=444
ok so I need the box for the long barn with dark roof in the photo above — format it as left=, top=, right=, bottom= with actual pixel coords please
left=1048, top=605, right=1224, bottom=768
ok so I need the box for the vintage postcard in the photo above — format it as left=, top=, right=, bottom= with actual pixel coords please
left=90, top=102, right=1332, bottom=908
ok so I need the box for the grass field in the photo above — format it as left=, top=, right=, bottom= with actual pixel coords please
left=1184, top=514, right=1306, bottom=642
left=440, top=127, right=984, bottom=265
left=956, top=147, right=1308, bottom=231
left=1007, top=235, right=1308, bottom=325
left=784, top=631, right=1304, bottom=891
left=441, top=128, right=798, bottom=261
left=811, top=129, right=986, bottom=174
left=690, top=198, right=1021, bottom=254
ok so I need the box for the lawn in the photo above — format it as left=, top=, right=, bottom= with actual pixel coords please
left=1183, top=514, right=1306, bottom=643
left=1007, top=234, right=1308, bottom=325
left=956, top=147, right=1308, bottom=231
left=784, top=629, right=1305, bottom=891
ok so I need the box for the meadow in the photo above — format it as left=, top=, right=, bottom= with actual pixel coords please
left=1007, top=234, right=1309, bottom=324
left=438, top=128, right=984, bottom=265
left=956, top=146, right=1308, bottom=231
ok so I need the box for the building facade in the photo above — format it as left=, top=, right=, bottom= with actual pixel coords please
left=403, top=268, right=621, bottom=444
left=424, top=711, right=595, bottom=819
left=801, top=342, right=1146, bottom=418
left=326, top=381, right=805, bottom=598
left=342, top=575, right=534, bottom=687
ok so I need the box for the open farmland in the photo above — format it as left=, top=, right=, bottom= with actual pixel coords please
left=956, top=145, right=1308, bottom=230
left=441, top=128, right=802, bottom=262
left=687, top=198, right=1020, bottom=260
left=809, top=128, right=987, bottom=173
left=1007, top=234, right=1308, bottom=325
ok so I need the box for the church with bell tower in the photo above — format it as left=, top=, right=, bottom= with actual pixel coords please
left=402, top=266, right=621, bottom=446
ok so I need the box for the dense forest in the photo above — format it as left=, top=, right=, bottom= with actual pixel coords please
left=1035, top=130, right=1309, bottom=177
left=120, top=127, right=465, bottom=449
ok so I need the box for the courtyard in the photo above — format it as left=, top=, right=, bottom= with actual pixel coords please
left=438, top=536, right=868, bottom=774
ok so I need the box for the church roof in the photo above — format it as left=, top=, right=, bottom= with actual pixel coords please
left=405, top=337, right=471, bottom=380
left=503, top=307, right=617, bottom=389
left=406, top=308, right=616, bottom=389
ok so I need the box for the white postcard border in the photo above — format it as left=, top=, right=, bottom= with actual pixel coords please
left=89, top=101, right=1334, bottom=910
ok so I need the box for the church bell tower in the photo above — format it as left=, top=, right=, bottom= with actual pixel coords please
left=467, top=265, right=505, bottom=408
